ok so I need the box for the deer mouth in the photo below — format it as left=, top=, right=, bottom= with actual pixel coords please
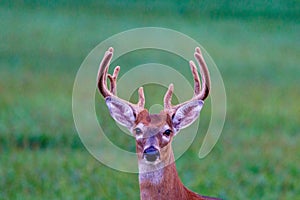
left=143, top=146, right=160, bottom=163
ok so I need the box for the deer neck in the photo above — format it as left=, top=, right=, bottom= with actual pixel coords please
left=138, top=149, right=189, bottom=200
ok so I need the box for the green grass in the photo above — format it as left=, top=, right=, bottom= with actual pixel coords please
left=0, top=150, right=140, bottom=199
left=0, top=1, right=299, bottom=199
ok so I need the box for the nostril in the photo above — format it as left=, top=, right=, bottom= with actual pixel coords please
left=143, top=146, right=160, bottom=162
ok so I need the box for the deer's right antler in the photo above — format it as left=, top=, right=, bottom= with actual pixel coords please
left=97, top=47, right=145, bottom=113
left=163, top=47, right=211, bottom=114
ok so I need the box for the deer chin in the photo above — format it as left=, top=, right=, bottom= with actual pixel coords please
left=143, top=157, right=161, bottom=165
left=139, top=158, right=165, bottom=175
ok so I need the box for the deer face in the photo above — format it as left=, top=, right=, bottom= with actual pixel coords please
left=133, top=110, right=174, bottom=164
left=105, top=97, right=204, bottom=166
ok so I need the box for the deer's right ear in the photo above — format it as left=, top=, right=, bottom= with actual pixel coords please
left=172, top=100, right=204, bottom=133
left=105, top=97, right=136, bottom=129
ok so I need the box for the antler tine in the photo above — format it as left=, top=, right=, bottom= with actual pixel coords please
left=107, top=66, right=120, bottom=95
left=189, top=60, right=201, bottom=95
left=163, top=47, right=210, bottom=113
left=97, top=47, right=145, bottom=111
left=137, top=87, right=145, bottom=108
left=194, top=47, right=210, bottom=100
left=164, top=84, right=174, bottom=110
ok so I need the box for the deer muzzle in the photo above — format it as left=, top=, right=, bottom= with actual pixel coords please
left=143, top=146, right=160, bottom=162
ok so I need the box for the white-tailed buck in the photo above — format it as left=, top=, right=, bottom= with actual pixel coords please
left=97, top=47, right=220, bottom=200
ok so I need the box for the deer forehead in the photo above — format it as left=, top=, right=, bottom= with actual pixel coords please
left=135, top=110, right=173, bottom=129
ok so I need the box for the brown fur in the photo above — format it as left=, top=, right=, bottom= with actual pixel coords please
left=135, top=110, right=220, bottom=200
left=139, top=154, right=216, bottom=200
left=135, top=109, right=151, bottom=125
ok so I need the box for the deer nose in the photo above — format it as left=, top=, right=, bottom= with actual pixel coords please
left=143, top=146, right=160, bottom=162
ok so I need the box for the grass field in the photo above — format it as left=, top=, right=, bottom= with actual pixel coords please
left=0, top=1, right=299, bottom=199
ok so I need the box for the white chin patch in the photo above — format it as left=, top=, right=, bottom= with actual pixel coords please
left=144, top=159, right=161, bottom=165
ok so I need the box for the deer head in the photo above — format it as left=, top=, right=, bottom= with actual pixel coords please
left=97, top=47, right=210, bottom=172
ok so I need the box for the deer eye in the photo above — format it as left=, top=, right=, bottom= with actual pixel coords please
left=163, top=129, right=172, bottom=137
left=134, top=128, right=142, bottom=135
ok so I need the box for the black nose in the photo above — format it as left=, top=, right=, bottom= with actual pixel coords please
left=143, top=146, right=160, bottom=162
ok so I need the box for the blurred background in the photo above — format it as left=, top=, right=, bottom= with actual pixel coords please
left=0, top=0, right=299, bottom=199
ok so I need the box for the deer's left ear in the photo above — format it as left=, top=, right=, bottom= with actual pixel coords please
left=172, top=100, right=204, bottom=132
